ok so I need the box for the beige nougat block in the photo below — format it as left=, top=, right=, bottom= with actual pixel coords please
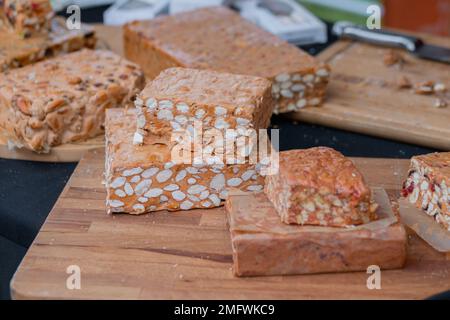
left=124, top=6, right=330, bottom=114
left=105, top=108, right=266, bottom=214
left=133, top=67, right=273, bottom=144
left=264, top=147, right=378, bottom=227
left=401, top=152, right=450, bottom=231
left=0, top=49, right=145, bottom=152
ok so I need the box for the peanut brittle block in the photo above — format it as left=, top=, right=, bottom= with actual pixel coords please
left=226, top=188, right=406, bottom=277
left=0, top=49, right=145, bottom=152
left=1, top=0, right=53, bottom=38
left=402, top=152, right=450, bottom=231
left=133, top=67, right=273, bottom=142
left=124, top=6, right=330, bottom=114
left=0, top=18, right=96, bottom=72
left=105, top=108, right=266, bottom=214
left=265, top=147, right=377, bottom=227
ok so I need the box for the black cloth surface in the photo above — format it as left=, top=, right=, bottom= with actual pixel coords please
left=0, top=5, right=442, bottom=300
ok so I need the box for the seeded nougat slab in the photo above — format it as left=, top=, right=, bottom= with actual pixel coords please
left=265, top=147, right=377, bottom=227
left=124, top=6, right=330, bottom=114
left=1, top=0, right=53, bottom=38
left=133, top=67, right=273, bottom=144
left=0, top=18, right=96, bottom=72
left=105, top=108, right=265, bottom=214
left=0, top=49, right=145, bottom=152
left=402, top=152, right=450, bottom=231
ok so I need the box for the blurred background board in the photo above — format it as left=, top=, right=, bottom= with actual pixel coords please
left=286, top=32, right=450, bottom=150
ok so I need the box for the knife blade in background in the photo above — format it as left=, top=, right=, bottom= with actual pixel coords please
left=332, top=21, right=450, bottom=64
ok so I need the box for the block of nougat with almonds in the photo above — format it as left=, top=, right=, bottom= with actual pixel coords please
left=124, top=6, right=330, bottom=114
left=133, top=67, right=273, bottom=143
left=402, top=152, right=450, bottom=231
left=0, top=49, right=145, bottom=152
left=264, top=147, right=377, bottom=227
left=0, top=0, right=53, bottom=38
left=0, top=18, right=96, bottom=72
left=105, top=108, right=266, bottom=214
left=226, top=189, right=406, bottom=276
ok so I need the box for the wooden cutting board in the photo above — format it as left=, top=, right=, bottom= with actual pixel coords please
left=288, top=33, right=450, bottom=150
left=10, top=149, right=450, bottom=299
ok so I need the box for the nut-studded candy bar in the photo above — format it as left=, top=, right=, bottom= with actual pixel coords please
left=402, top=152, right=450, bottom=231
left=0, top=18, right=96, bottom=72
left=264, top=147, right=377, bottom=227
left=1, top=0, right=54, bottom=38
left=133, top=67, right=273, bottom=144
left=124, top=6, right=330, bottom=114
left=0, top=49, right=145, bottom=152
left=105, top=108, right=266, bottom=214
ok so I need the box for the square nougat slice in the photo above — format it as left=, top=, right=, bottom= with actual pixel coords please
left=264, top=147, right=378, bottom=227
left=133, top=67, right=273, bottom=144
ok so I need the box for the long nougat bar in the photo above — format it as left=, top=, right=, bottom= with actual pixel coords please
left=105, top=108, right=266, bottom=214
left=264, top=147, right=378, bottom=227
left=402, top=152, right=450, bottom=231
left=1, top=0, right=53, bottom=37
left=124, top=6, right=330, bottom=114
left=133, top=67, right=273, bottom=144
left=0, top=49, right=145, bottom=152
left=0, top=18, right=96, bottom=72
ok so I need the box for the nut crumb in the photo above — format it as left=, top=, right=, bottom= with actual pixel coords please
left=397, top=75, right=412, bottom=89
left=414, top=81, right=434, bottom=94
left=384, top=49, right=404, bottom=66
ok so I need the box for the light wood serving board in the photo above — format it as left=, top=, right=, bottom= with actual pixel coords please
left=288, top=32, right=450, bottom=150
left=10, top=149, right=450, bottom=299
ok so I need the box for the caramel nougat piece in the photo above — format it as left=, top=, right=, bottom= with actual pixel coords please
left=105, top=109, right=266, bottom=214
left=402, top=152, right=450, bottom=231
left=133, top=67, right=273, bottom=143
left=264, top=147, right=377, bottom=227
left=0, top=18, right=96, bottom=72
left=0, top=49, right=145, bottom=152
left=1, top=0, right=54, bottom=38
left=124, top=6, right=330, bottom=114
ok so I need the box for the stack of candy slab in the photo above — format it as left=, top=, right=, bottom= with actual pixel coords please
left=124, top=6, right=330, bottom=114
left=105, top=67, right=275, bottom=214
left=226, top=148, right=407, bottom=276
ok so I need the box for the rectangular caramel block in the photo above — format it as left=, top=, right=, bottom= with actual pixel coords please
left=124, top=6, right=330, bottom=114
left=105, top=108, right=266, bottom=214
left=402, top=152, right=450, bottom=231
left=0, top=49, right=145, bottom=152
left=1, top=0, right=53, bottom=38
left=265, top=147, right=377, bottom=227
left=226, top=189, right=406, bottom=277
left=133, top=67, right=273, bottom=143
left=0, top=18, right=96, bottom=72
